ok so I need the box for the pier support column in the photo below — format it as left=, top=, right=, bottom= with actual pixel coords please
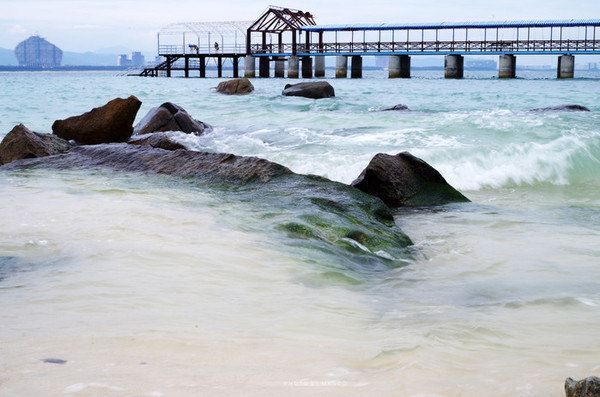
left=288, top=56, right=299, bottom=78
left=314, top=56, right=326, bottom=78
left=302, top=56, right=313, bottom=78
left=259, top=57, right=270, bottom=78
left=199, top=57, right=206, bottom=78
left=217, top=57, right=223, bottom=78
left=557, top=55, right=575, bottom=79
left=335, top=56, right=348, bottom=78
left=232, top=57, right=239, bottom=78
left=274, top=59, right=285, bottom=78
left=351, top=56, right=362, bottom=79
left=389, top=55, right=411, bottom=78
left=445, top=55, right=464, bottom=79
left=184, top=56, right=190, bottom=78
left=498, top=54, right=516, bottom=79
left=244, top=55, right=256, bottom=78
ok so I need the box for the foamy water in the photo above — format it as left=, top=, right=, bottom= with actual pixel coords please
left=1, top=71, right=600, bottom=396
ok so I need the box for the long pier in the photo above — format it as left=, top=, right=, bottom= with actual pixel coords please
left=141, top=7, right=600, bottom=79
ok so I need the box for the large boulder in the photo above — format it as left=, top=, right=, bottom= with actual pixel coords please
left=0, top=124, right=71, bottom=165
left=566, top=377, right=600, bottom=397
left=52, top=96, right=141, bottom=145
left=351, top=152, right=469, bottom=207
left=215, top=78, right=254, bottom=95
left=282, top=82, right=335, bottom=99
left=133, top=102, right=210, bottom=136
left=129, top=133, right=187, bottom=151
left=531, top=104, right=591, bottom=112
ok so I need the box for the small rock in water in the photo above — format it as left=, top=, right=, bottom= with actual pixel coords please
left=351, top=152, right=469, bottom=207
left=52, top=96, right=142, bottom=145
left=565, top=377, right=600, bottom=397
left=0, top=124, right=71, bottom=165
left=215, top=78, right=254, bottom=95
left=530, top=104, right=591, bottom=112
left=133, top=102, right=210, bottom=136
left=382, top=104, right=410, bottom=111
left=282, top=81, right=335, bottom=99
left=42, top=358, right=67, bottom=365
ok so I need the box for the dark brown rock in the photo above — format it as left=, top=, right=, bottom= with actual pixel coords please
left=351, top=152, right=469, bottom=207
left=52, top=96, right=142, bottom=145
left=129, top=133, right=187, bottom=151
left=382, top=104, right=410, bottom=111
left=215, top=78, right=254, bottom=95
left=0, top=124, right=71, bottom=165
left=134, top=103, right=210, bottom=136
left=531, top=104, right=591, bottom=112
left=566, top=377, right=600, bottom=397
left=282, top=82, right=335, bottom=99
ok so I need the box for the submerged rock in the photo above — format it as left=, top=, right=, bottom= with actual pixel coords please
left=42, top=358, right=67, bottom=365
left=0, top=124, right=71, bottom=165
left=215, top=78, right=254, bottom=95
left=566, top=377, right=600, bottom=397
left=133, top=102, right=210, bottom=135
left=2, top=144, right=413, bottom=268
left=351, top=152, right=469, bottom=207
left=282, top=81, right=335, bottom=99
left=382, top=104, right=410, bottom=111
left=129, top=133, right=187, bottom=151
left=531, top=104, right=591, bottom=112
left=52, top=96, right=142, bottom=145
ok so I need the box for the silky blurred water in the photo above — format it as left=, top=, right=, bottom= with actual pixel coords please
left=0, top=70, right=599, bottom=397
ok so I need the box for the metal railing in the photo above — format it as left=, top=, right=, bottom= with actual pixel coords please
left=159, top=44, right=246, bottom=55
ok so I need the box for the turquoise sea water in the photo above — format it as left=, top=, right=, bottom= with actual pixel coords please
left=0, top=70, right=599, bottom=396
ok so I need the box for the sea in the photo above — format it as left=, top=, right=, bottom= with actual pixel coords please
left=0, top=69, right=599, bottom=396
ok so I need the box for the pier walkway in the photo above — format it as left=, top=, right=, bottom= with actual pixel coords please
left=141, top=6, right=600, bottom=79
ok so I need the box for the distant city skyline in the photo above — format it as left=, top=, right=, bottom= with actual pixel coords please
left=2, top=0, right=600, bottom=64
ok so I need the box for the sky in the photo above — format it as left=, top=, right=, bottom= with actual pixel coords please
left=1, top=0, right=600, bottom=54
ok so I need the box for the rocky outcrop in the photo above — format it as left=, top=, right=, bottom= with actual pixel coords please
left=0, top=124, right=71, bottom=165
left=133, top=102, right=210, bottom=135
left=351, top=152, right=469, bottom=207
left=382, top=104, right=410, bottom=111
left=282, top=82, right=335, bottom=99
left=566, top=377, right=600, bottom=397
left=215, top=78, right=254, bottom=95
left=129, top=133, right=187, bottom=151
left=52, top=96, right=142, bottom=144
left=531, top=104, right=591, bottom=112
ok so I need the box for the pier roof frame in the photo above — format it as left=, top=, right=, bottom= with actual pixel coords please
left=301, top=19, right=600, bottom=32
left=160, top=21, right=253, bottom=37
left=248, top=6, right=316, bottom=33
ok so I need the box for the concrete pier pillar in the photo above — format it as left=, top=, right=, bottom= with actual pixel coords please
left=498, top=54, right=516, bottom=79
left=301, top=56, right=313, bottom=78
left=288, top=56, right=299, bottom=78
left=445, top=55, right=464, bottom=79
left=351, top=56, right=362, bottom=79
left=335, top=56, right=348, bottom=78
left=389, top=55, right=411, bottom=78
left=557, top=55, right=575, bottom=79
left=244, top=55, right=256, bottom=78
left=274, top=59, right=285, bottom=78
left=259, top=57, right=270, bottom=78
left=314, top=56, right=326, bottom=78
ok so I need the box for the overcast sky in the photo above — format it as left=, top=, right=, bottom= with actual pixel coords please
left=1, top=0, right=600, bottom=52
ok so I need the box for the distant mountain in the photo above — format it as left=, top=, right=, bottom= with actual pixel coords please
left=0, top=46, right=155, bottom=67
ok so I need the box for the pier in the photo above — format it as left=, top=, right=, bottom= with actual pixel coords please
left=141, top=6, right=600, bottom=79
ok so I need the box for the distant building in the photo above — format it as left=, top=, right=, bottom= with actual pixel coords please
left=14, top=35, right=63, bottom=68
left=118, top=52, right=146, bottom=68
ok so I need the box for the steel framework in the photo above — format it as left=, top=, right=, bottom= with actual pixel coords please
left=158, top=21, right=253, bottom=55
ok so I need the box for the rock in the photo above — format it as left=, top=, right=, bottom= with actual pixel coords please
left=42, top=358, right=67, bottom=365
left=566, top=377, right=600, bottom=397
left=129, top=133, right=187, bottom=151
left=215, top=78, right=254, bottom=95
left=531, top=104, right=591, bottom=112
left=133, top=102, right=210, bottom=136
left=0, top=124, right=71, bottom=165
left=382, top=104, right=410, bottom=111
left=52, top=96, right=141, bottom=145
left=282, top=81, right=335, bottom=99
left=351, top=152, right=469, bottom=207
